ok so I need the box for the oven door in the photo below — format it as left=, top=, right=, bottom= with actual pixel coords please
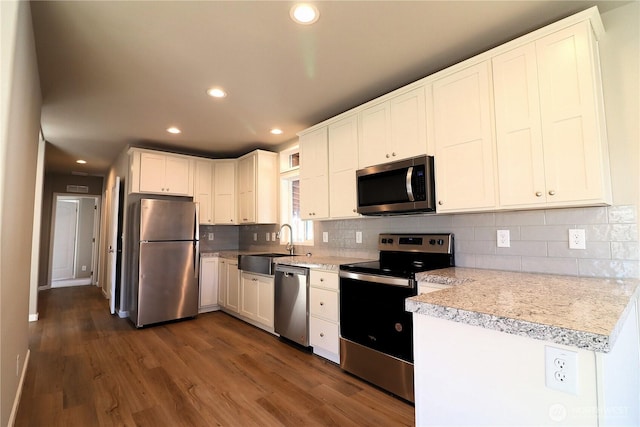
left=339, top=273, right=416, bottom=363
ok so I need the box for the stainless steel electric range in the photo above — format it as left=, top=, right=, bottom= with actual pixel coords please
left=339, top=233, right=454, bottom=402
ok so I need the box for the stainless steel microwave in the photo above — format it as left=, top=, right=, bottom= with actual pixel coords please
left=356, top=155, right=435, bottom=215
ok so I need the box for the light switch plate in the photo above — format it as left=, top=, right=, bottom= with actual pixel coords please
left=322, top=231, right=328, bottom=243
left=266, top=232, right=270, bottom=241
left=208, top=232, right=214, bottom=241
left=272, top=232, right=276, bottom=241
left=355, top=231, right=362, bottom=244
left=253, top=233, right=257, bottom=241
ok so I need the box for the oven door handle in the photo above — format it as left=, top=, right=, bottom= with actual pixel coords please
left=405, top=166, right=415, bottom=202
left=339, top=271, right=415, bottom=288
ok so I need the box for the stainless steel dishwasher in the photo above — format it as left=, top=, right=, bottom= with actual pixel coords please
left=274, top=264, right=310, bottom=347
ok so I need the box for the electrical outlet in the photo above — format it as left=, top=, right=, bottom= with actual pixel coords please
left=81, top=265, right=87, bottom=271
left=355, top=231, right=362, bottom=244
left=266, top=232, right=270, bottom=242
left=271, top=232, right=276, bottom=241
left=545, top=346, right=578, bottom=394
left=208, top=232, right=214, bottom=241
left=568, top=229, right=586, bottom=249
left=497, top=230, right=510, bottom=248
left=322, top=232, right=328, bottom=243
left=253, top=233, right=257, bottom=241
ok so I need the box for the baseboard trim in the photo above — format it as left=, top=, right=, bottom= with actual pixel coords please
left=28, top=313, right=39, bottom=322
left=8, top=348, right=30, bottom=426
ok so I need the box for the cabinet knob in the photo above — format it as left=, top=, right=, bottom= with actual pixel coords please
left=352, top=209, right=356, bottom=213
left=320, top=301, right=324, bottom=306
left=320, top=278, right=324, bottom=282
left=392, top=152, right=396, bottom=157
left=548, top=190, right=556, bottom=196
left=438, top=200, right=443, bottom=206
left=320, top=333, right=324, bottom=338
left=386, top=154, right=390, bottom=158
left=535, top=191, right=543, bottom=197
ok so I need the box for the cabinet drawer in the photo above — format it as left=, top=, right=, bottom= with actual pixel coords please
left=309, top=288, right=338, bottom=321
left=309, top=270, right=339, bottom=290
left=310, top=316, right=339, bottom=355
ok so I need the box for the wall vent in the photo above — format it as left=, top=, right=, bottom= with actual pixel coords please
left=66, top=185, right=89, bottom=193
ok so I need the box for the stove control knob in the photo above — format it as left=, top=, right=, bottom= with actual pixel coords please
left=437, top=239, right=445, bottom=245
left=381, top=238, right=387, bottom=244
left=388, top=238, right=394, bottom=244
left=429, top=239, right=436, bottom=245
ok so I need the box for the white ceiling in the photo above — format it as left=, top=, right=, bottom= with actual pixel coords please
left=30, top=0, right=629, bottom=176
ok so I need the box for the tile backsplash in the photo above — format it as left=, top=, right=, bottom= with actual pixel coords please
left=225, top=205, right=639, bottom=279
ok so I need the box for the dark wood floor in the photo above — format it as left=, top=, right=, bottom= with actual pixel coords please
left=16, top=286, right=414, bottom=426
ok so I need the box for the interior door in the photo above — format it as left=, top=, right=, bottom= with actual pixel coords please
left=52, top=199, right=78, bottom=282
left=106, top=176, right=120, bottom=314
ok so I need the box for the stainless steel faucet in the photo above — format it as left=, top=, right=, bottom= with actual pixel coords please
left=279, top=223, right=294, bottom=255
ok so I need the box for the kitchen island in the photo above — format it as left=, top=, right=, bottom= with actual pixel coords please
left=406, top=268, right=640, bottom=426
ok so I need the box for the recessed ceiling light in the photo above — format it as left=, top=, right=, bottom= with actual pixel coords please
left=207, top=87, right=227, bottom=98
left=270, top=128, right=283, bottom=135
left=167, top=127, right=182, bottom=134
left=76, top=159, right=87, bottom=164
left=290, top=3, right=319, bottom=25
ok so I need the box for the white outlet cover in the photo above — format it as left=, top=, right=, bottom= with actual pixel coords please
left=568, top=229, right=586, bottom=249
left=497, top=230, right=510, bottom=248
left=253, top=233, right=257, bottom=241
left=355, top=231, right=362, bottom=244
left=266, top=232, right=270, bottom=241
left=545, top=345, right=578, bottom=395
left=322, top=231, right=328, bottom=243
left=272, top=232, right=276, bottom=241
left=208, top=232, right=214, bottom=241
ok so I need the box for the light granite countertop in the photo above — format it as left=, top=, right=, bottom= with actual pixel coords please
left=200, top=251, right=371, bottom=271
left=407, top=267, right=640, bottom=353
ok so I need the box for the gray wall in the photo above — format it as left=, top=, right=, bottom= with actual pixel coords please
left=0, top=1, right=42, bottom=424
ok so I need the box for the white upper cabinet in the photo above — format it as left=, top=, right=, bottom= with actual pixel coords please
left=129, top=149, right=194, bottom=196
left=237, top=150, right=278, bottom=224
left=328, top=114, right=359, bottom=218
left=432, top=62, right=497, bottom=212
left=300, top=127, right=329, bottom=220
left=493, top=22, right=611, bottom=209
left=358, top=86, right=427, bottom=168
left=213, top=160, right=237, bottom=224
left=194, top=160, right=214, bottom=224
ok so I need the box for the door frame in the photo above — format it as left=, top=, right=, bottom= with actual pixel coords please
left=47, top=192, right=102, bottom=288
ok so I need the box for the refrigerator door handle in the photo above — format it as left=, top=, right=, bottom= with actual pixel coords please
left=194, top=240, right=199, bottom=279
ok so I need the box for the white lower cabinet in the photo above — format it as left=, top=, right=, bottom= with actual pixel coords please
left=220, top=258, right=239, bottom=314
left=240, top=272, right=274, bottom=332
left=199, top=256, right=220, bottom=313
left=309, top=269, right=340, bottom=363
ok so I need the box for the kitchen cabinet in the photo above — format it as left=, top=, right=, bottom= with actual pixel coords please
left=493, top=22, right=611, bottom=209
left=309, top=269, right=340, bottom=363
left=213, top=160, right=237, bottom=224
left=240, top=272, right=274, bottom=331
left=217, top=257, right=227, bottom=309
left=358, top=86, right=427, bottom=168
left=328, top=114, right=359, bottom=218
left=431, top=62, right=497, bottom=212
left=194, top=159, right=214, bottom=224
left=237, top=150, right=278, bottom=224
left=199, top=256, right=219, bottom=313
left=129, top=149, right=194, bottom=196
left=299, top=127, right=329, bottom=220
left=220, top=258, right=239, bottom=314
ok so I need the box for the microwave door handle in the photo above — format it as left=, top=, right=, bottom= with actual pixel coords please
left=406, top=166, right=415, bottom=201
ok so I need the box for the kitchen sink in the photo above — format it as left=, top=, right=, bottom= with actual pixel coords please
left=238, top=253, right=291, bottom=275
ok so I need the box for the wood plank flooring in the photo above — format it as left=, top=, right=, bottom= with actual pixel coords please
left=16, top=286, right=414, bottom=426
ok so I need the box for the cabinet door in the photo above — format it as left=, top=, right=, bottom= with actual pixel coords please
left=358, top=102, right=390, bottom=168
left=214, top=161, right=236, bottom=224
left=240, top=273, right=259, bottom=319
left=493, top=44, right=546, bottom=208
left=237, top=155, right=255, bottom=223
left=432, top=62, right=496, bottom=212
left=164, top=155, right=191, bottom=195
left=199, top=257, right=218, bottom=311
left=218, top=259, right=227, bottom=308
left=300, top=127, right=329, bottom=219
left=328, top=115, right=359, bottom=218
left=139, top=152, right=166, bottom=193
left=309, top=287, right=338, bottom=322
left=256, top=275, right=274, bottom=328
left=195, top=160, right=214, bottom=224
left=226, top=261, right=240, bottom=313
left=310, top=316, right=340, bottom=356
left=536, top=22, right=608, bottom=204
left=390, top=86, right=427, bottom=161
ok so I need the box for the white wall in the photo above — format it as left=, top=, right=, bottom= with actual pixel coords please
left=0, top=0, right=42, bottom=425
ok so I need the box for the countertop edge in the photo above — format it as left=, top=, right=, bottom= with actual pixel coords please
left=405, top=299, right=612, bottom=352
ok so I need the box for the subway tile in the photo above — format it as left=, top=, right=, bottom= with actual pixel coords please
left=449, top=226, right=475, bottom=241
left=521, top=257, right=579, bottom=276
left=578, top=259, right=640, bottom=279
left=544, top=206, right=608, bottom=225
left=474, top=254, right=521, bottom=271
left=456, top=240, right=496, bottom=255
left=547, top=241, right=611, bottom=259
left=453, top=253, right=476, bottom=268
left=608, top=205, right=637, bottom=224
left=611, top=242, right=640, bottom=260
left=520, top=225, right=568, bottom=241
left=496, top=241, right=547, bottom=257
left=495, top=210, right=546, bottom=226
left=452, top=212, right=496, bottom=227
left=586, top=224, right=639, bottom=242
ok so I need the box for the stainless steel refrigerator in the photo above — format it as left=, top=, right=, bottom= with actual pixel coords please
left=128, top=198, right=199, bottom=327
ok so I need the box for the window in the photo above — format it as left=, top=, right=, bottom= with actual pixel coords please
left=280, top=146, right=313, bottom=245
